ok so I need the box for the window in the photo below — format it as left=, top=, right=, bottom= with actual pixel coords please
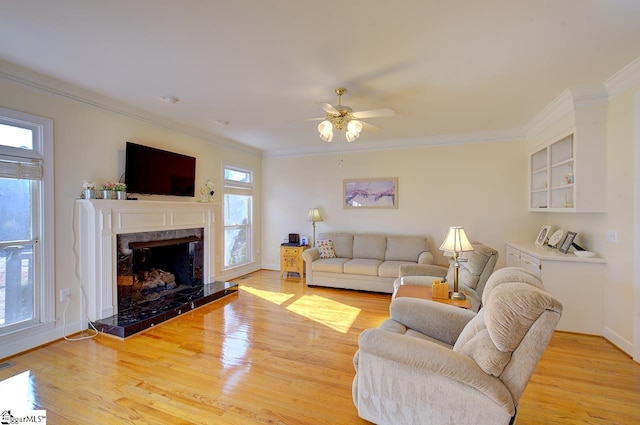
left=223, top=165, right=253, bottom=269
left=0, top=108, right=53, bottom=336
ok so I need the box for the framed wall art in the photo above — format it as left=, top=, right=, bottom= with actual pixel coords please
left=343, top=178, right=398, bottom=209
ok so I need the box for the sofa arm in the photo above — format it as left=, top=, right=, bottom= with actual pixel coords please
left=399, top=263, right=448, bottom=278
left=356, top=328, right=515, bottom=416
left=389, top=297, right=476, bottom=345
left=301, top=247, right=319, bottom=263
left=418, top=251, right=434, bottom=264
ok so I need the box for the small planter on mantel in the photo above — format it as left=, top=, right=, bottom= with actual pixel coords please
left=101, top=190, right=114, bottom=200
left=116, top=191, right=127, bottom=200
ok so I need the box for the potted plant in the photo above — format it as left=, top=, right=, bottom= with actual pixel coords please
left=114, top=182, right=127, bottom=200
left=101, top=182, right=116, bottom=199
left=82, top=180, right=96, bottom=199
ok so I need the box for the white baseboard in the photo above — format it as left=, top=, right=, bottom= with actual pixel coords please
left=603, top=326, right=633, bottom=356
left=0, top=319, right=83, bottom=361
left=262, top=264, right=279, bottom=271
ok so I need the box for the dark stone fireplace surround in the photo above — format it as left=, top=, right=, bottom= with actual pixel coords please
left=93, top=226, right=237, bottom=337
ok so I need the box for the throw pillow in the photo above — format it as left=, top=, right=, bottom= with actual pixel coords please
left=316, top=239, right=336, bottom=259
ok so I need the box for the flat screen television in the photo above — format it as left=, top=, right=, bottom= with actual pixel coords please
left=125, top=142, right=196, bottom=197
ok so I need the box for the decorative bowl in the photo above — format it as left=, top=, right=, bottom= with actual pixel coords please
left=574, top=251, right=596, bottom=258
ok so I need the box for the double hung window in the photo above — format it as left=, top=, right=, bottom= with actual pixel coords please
left=0, top=108, right=53, bottom=335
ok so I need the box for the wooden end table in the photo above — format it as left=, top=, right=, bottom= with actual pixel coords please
left=395, top=284, right=472, bottom=309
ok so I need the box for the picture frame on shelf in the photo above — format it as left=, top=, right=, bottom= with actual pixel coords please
left=559, top=231, right=577, bottom=254
left=535, top=225, right=552, bottom=246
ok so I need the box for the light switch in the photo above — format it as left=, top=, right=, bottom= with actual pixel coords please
left=606, top=230, right=617, bottom=243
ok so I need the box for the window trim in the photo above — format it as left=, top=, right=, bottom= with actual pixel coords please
left=0, top=107, right=54, bottom=337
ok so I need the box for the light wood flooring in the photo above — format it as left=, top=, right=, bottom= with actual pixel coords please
left=0, top=270, right=638, bottom=424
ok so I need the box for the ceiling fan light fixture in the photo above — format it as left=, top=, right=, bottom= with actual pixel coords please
left=347, top=119, right=362, bottom=135
left=346, top=131, right=359, bottom=143
left=318, top=120, right=333, bottom=142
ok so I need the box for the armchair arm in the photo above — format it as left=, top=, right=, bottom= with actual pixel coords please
left=399, top=263, right=448, bottom=278
left=390, top=297, right=476, bottom=345
left=357, top=328, right=515, bottom=415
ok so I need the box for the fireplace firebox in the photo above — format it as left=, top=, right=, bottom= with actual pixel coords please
left=116, top=228, right=204, bottom=311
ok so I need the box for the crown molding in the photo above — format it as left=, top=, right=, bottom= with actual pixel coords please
left=605, top=56, right=640, bottom=99
left=0, top=60, right=262, bottom=157
left=263, top=128, right=526, bottom=158
left=523, top=84, right=608, bottom=139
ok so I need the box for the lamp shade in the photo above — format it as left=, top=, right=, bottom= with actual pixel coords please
left=307, top=208, right=324, bottom=223
left=439, top=226, right=474, bottom=253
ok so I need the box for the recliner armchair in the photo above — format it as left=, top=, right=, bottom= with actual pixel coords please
left=353, top=267, right=562, bottom=425
left=393, top=242, right=499, bottom=312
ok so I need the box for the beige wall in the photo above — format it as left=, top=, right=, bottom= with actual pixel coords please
left=0, top=80, right=262, bottom=349
left=262, top=140, right=540, bottom=269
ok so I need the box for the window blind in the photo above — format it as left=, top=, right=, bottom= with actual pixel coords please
left=0, top=155, right=43, bottom=180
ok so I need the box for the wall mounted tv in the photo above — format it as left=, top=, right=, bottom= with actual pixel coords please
left=125, top=142, right=196, bottom=197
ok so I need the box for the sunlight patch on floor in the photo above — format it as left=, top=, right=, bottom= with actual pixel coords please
left=240, top=285, right=296, bottom=304
left=287, top=294, right=360, bottom=333
left=0, top=371, right=35, bottom=410
left=240, top=286, right=360, bottom=333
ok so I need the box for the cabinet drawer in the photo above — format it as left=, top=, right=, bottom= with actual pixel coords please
left=506, top=246, right=521, bottom=268
left=281, top=247, right=300, bottom=256
left=520, top=252, right=541, bottom=276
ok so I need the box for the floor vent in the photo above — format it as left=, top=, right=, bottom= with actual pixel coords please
left=0, top=361, right=15, bottom=370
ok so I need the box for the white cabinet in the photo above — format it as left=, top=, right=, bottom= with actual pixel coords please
left=505, top=242, right=606, bottom=335
left=527, top=88, right=606, bottom=213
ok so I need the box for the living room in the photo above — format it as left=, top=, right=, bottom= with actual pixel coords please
left=0, top=1, right=639, bottom=423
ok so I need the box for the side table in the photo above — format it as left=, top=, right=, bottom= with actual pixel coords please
left=280, top=245, right=308, bottom=278
left=395, top=284, right=471, bottom=309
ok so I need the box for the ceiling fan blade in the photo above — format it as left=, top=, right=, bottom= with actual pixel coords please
left=318, top=102, right=339, bottom=115
left=303, top=117, right=325, bottom=122
left=360, top=121, right=380, bottom=132
left=352, top=108, right=396, bottom=119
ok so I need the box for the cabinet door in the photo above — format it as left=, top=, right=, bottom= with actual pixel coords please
left=506, top=246, right=521, bottom=268
left=520, top=252, right=541, bottom=276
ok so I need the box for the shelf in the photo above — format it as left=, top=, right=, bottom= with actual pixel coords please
left=551, top=158, right=574, bottom=168
left=551, top=183, right=574, bottom=190
left=532, top=167, right=547, bottom=175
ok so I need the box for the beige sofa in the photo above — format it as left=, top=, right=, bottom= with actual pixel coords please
left=301, top=232, right=434, bottom=293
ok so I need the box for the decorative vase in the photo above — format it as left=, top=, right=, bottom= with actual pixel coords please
left=116, top=191, right=127, bottom=200
left=83, top=189, right=95, bottom=199
left=101, top=190, right=113, bottom=200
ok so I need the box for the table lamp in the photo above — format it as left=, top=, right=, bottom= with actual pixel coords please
left=439, top=226, right=474, bottom=300
left=307, top=208, right=323, bottom=246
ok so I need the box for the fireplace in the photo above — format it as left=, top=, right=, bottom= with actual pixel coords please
left=75, top=199, right=238, bottom=337
left=116, top=228, right=204, bottom=311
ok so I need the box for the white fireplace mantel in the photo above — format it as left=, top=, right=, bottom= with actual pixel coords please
left=74, top=199, right=215, bottom=323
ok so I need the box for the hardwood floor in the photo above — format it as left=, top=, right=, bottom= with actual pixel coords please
left=0, top=270, right=638, bottom=424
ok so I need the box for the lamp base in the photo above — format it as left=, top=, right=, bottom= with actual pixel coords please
left=449, top=291, right=466, bottom=301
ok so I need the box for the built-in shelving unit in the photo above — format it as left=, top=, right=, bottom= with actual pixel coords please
left=527, top=87, right=607, bottom=213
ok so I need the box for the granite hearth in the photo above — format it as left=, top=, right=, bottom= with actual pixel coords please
left=92, top=280, right=238, bottom=338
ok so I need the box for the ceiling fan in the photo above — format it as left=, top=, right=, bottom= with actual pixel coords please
left=310, top=87, right=395, bottom=143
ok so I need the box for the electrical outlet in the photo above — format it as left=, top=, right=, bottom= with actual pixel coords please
left=59, top=288, right=70, bottom=302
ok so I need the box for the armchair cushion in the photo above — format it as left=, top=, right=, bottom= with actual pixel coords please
left=454, top=281, right=563, bottom=377
left=445, top=242, right=498, bottom=290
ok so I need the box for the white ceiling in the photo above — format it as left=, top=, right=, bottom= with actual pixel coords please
left=1, top=1, right=640, bottom=156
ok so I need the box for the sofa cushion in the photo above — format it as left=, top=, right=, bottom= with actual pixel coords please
left=385, top=236, right=428, bottom=262
left=316, top=239, right=336, bottom=259
left=353, top=234, right=386, bottom=260
left=319, top=233, right=354, bottom=258
left=344, top=258, right=383, bottom=276
left=312, top=257, right=350, bottom=273
left=378, top=260, right=415, bottom=278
